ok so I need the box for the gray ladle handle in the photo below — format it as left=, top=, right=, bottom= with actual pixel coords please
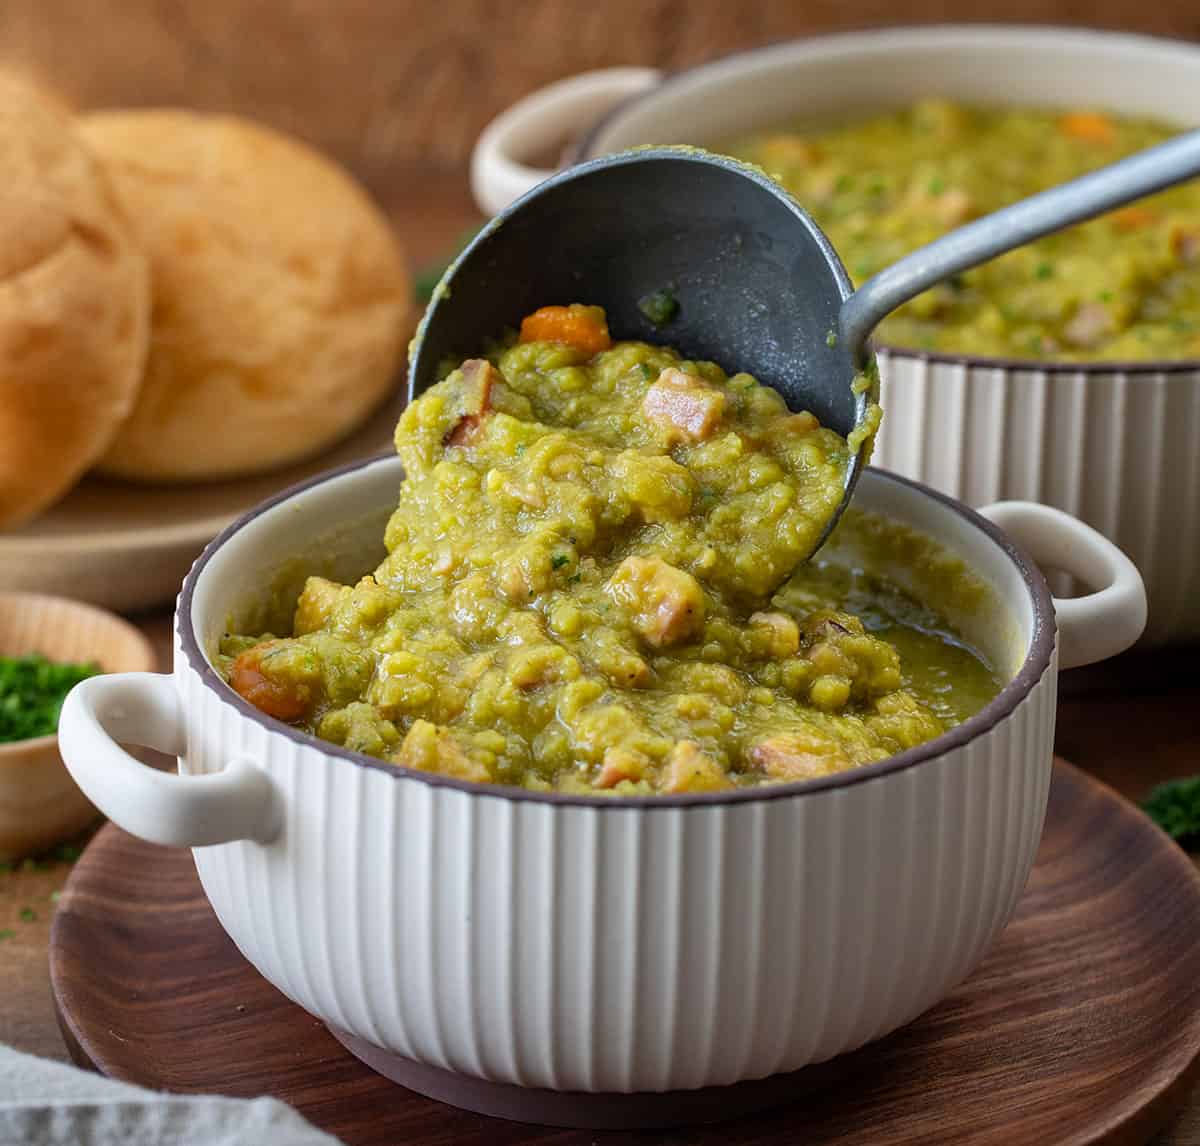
left=839, top=129, right=1200, bottom=364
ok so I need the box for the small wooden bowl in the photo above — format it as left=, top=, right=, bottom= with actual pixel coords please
left=0, top=593, right=157, bottom=860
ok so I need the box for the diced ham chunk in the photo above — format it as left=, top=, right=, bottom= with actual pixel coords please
left=932, top=188, right=973, bottom=226
left=444, top=358, right=498, bottom=447
left=662, top=741, right=732, bottom=794
left=445, top=417, right=483, bottom=448
left=595, top=746, right=649, bottom=789
left=749, top=731, right=848, bottom=781
left=496, top=538, right=555, bottom=603
left=1063, top=302, right=1113, bottom=349
left=1173, top=226, right=1200, bottom=263
left=395, top=719, right=492, bottom=783
left=606, top=555, right=705, bottom=649
left=293, top=576, right=344, bottom=635
left=749, top=611, right=800, bottom=659
left=642, top=367, right=726, bottom=444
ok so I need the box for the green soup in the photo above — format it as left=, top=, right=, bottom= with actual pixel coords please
left=220, top=306, right=999, bottom=795
left=728, top=101, right=1200, bottom=361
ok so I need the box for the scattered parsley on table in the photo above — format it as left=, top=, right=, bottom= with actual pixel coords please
left=1143, top=777, right=1200, bottom=850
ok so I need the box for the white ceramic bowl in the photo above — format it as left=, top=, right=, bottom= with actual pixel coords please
left=471, top=25, right=1200, bottom=647
left=56, top=455, right=1144, bottom=1127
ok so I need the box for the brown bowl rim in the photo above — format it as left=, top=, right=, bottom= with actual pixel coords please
left=0, top=731, right=60, bottom=758
left=176, top=454, right=1056, bottom=809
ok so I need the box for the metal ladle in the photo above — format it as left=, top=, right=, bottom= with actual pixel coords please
left=409, top=134, right=1200, bottom=556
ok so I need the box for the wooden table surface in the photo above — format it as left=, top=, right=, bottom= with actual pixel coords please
left=1, top=162, right=1198, bottom=1142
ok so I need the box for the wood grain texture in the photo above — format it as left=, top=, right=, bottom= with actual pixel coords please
left=1, top=0, right=1199, bottom=185
left=0, top=857, right=78, bottom=1060
left=48, top=761, right=1200, bottom=1145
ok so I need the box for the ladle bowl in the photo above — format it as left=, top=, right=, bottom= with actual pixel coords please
left=408, top=149, right=874, bottom=548
left=410, top=135, right=1200, bottom=555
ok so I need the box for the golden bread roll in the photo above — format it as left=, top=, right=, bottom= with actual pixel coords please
left=0, top=74, right=149, bottom=528
left=78, top=111, right=410, bottom=482
left=0, top=67, right=75, bottom=116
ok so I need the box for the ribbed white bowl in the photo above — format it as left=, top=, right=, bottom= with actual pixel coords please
left=57, top=454, right=1155, bottom=1114
left=180, top=657, right=1054, bottom=1092
left=172, top=461, right=1062, bottom=1093
left=874, top=354, right=1200, bottom=645
left=473, top=25, right=1200, bottom=645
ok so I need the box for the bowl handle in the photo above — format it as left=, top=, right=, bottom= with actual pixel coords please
left=470, top=67, right=661, bottom=215
left=57, top=672, right=279, bottom=848
left=979, top=502, right=1147, bottom=670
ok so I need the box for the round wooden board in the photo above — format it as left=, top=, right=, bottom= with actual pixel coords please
left=50, top=759, right=1200, bottom=1146
left=0, top=388, right=405, bottom=615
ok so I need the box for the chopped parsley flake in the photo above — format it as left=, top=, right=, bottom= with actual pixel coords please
left=637, top=288, right=680, bottom=328
left=0, top=655, right=99, bottom=743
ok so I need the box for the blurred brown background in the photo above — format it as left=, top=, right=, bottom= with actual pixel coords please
left=4, top=0, right=1199, bottom=202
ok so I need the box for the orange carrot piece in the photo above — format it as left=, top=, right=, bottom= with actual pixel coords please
left=1172, top=225, right=1200, bottom=262
left=230, top=643, right=312, bottom=723
left=1111, top=205, right=1158, bottom=230
left=519, top=304, right=612, bottom=356
left=1059, top=112, right=1115, bottom=144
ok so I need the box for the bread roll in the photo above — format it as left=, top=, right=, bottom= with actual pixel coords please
left=0, top=74, right=149, bottom=528
left=78, top=111, right=410, bottom=482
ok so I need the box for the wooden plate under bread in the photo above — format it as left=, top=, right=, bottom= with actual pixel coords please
left=0, top=389, right=404, bottom=615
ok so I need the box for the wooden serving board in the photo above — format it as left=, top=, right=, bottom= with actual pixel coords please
left=50, top=760, right=1200, bottom=1145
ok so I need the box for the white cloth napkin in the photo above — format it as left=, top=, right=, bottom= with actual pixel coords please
left=0, top=1045, right=341, bottom=1146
